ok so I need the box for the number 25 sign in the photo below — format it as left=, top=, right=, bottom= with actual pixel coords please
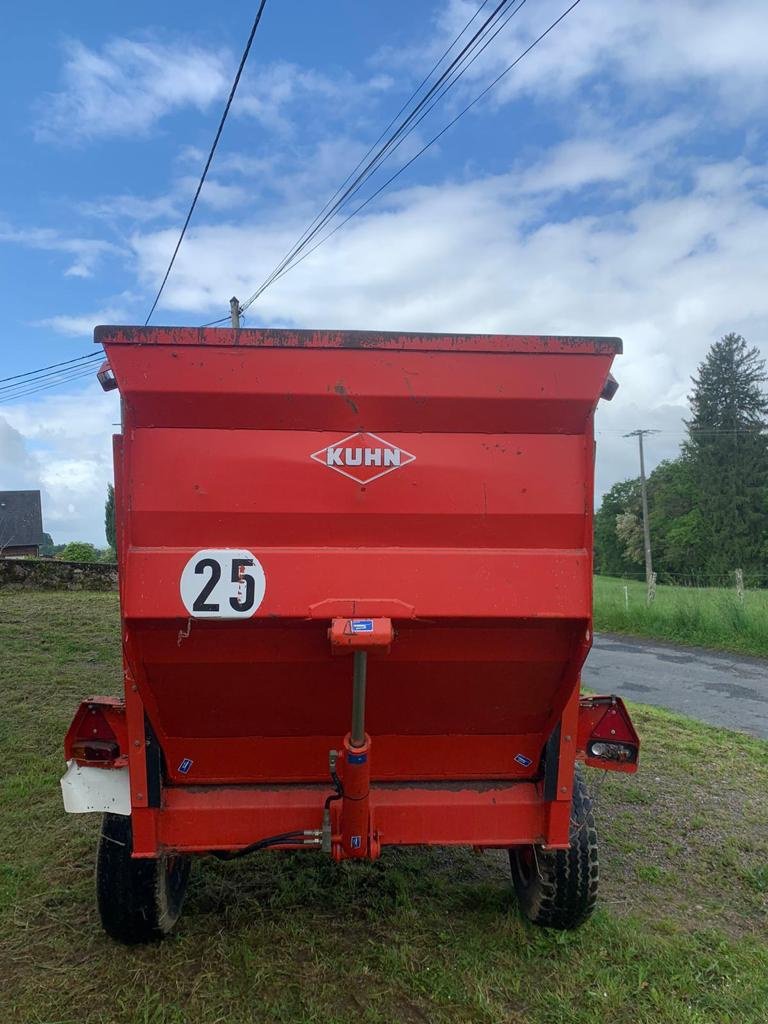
left=180, top=549, right=266, bottom=619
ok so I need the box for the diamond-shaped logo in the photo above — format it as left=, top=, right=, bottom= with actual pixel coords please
left=310, top=431, right=416, bottom=484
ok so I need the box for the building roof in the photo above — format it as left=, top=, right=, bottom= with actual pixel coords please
left=0, top=490, right=44, bottom=549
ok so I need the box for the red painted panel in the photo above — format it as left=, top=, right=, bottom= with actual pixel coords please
left=154, top=781, right=550, bottom=854
left=123, top=549, right=590, bottom=619
left=105, top=340, right=615, bottom=433
left=125, top=428, right=588, bottom=548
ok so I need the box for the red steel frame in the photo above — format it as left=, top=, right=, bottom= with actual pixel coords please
left=70, top=327, right=635, bottom=860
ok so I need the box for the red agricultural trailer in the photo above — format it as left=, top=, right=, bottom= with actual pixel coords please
left=61, top=326, right=639, bottom=943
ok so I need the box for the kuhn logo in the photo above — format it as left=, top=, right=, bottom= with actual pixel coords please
left=310, top=431, right=416, bottom=484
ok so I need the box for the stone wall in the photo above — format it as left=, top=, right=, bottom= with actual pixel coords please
left=0, top=559, right=118, bottom=591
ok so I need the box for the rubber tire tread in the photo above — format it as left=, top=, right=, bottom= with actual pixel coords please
left=509, top=767, right=598, bottom=930
left=96, top=812, right=190, bottom=944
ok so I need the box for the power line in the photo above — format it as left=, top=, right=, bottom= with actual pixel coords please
left=201, top=315, right=235, bottom=327
left=240, top=0, right=521, bottom=311
left=0, top=351, right=101, bottom=386
left=597, top=427, right=767, bottom=436
left=0, top=363, right=101, bottom=397
left=0, top=366, right=100, bottom=404
left=240, top=0, right=582, bottom=307
left=240, top=0, right=496, bottom=309
left=264, top=0, right=532, bottom=291
left=145, top=0, right=270, bottom=326
left=239, top=0, right=528, bottom=314
left=0, top=357, right=104, bottom=394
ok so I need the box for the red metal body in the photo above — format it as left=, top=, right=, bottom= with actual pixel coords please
left=77, top=326, right=635, bottom=859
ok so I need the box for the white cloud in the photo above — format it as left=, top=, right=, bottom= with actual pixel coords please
left=0, top=417, right=33, bottom=480
left=2, top=389, right=118, bottom=545
left=80, top=193, right=180, bottom=223
left=34, top=38, right=229, bottom=142
left=235, top=61, right=393, bottom=134
left=0, top=223, right=118, bottom=278
left=175, top=176, right=250, bottom=211
left=427, top=0, right=768, bottom=113
left=515, top=115, right=692, bottom=197
left=34, top=302, right=132, bottom=337
left=35, top=39, right=394, bottom=145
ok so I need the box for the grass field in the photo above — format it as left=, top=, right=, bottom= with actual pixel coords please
left=1, top=590, right=767, bottom=1024
left=593, top=575, right=768, bottom=658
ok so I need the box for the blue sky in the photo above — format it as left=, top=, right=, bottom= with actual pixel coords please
left=1, top=0, right=767, bottom=543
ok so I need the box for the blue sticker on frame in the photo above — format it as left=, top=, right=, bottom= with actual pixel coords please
left=178, top=758, right=193, bottom=774
left=514, top=753, right=533, bottom=767
left=351, top=619, right=374, bottom=633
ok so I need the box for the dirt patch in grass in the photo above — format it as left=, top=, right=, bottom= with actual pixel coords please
left=1, top=591, right=767, bottom=1023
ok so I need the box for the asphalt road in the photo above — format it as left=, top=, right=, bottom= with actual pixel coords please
left=584, top=634, right=768, bottom=740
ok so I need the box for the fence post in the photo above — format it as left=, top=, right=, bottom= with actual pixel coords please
left=735, top=568, right=744, bottom=602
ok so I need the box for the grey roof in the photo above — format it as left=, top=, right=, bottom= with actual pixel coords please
left=0, top=490, right=44, bottom=548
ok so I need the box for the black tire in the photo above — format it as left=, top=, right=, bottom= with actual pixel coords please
left=509, top=768, right=598, bottom=930
left=96, top=813, right=191, bottom=944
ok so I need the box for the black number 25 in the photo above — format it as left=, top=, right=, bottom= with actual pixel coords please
left=192, top=557, right=255, bottom=613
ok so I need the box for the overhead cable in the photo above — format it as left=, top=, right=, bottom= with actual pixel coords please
left=261, top=0, right=584, bottom=293
left=239, top=0, right=527, bottom=313
left=0, top=351, right=101, bottom=386
left=145, top=0, right=270, bottom=326
left=0, top=366, right=100, bottom=404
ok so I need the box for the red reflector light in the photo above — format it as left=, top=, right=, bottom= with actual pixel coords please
left=70, top=739, right=120, bottom=762
left=64, top=698, right=127, bottom=768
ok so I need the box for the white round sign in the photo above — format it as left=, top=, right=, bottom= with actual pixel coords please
left=180, top=549, right=266, bottom=619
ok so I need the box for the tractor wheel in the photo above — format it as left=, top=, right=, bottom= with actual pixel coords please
left=509, top=768, right=598, bottom=930
left=96, top=812, right=191, bottom=944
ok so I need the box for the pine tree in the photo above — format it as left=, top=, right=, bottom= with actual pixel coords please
left=683, top=333, right=768, bottom=578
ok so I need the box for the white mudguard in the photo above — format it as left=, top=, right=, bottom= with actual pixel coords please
left=60, top=760, right=130, bottom=815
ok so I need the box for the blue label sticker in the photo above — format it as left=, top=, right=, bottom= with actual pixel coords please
left=514, top=753, right=533, bottom=767
left=351, top=835, right=362, bottom=849
left=178, top=758, right=193, bottom=774
left=351, top=619, right=374, bottom=633
left=347, top=751, right=368, bottom=765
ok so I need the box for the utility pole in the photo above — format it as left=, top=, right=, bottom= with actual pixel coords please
left=230, top=296, right=241, bottom=329
left=624, top=429, right=660, bottom=594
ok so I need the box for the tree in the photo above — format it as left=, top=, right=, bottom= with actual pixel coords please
left=105, top=483, right=116, bottom=550
left=593, top=478, right=642, bottom=576
left=60, top=541, right=98, bottom=563
left=645, top=458, right=702, bottom=580
left=615, top=509, right=644, bottom=565
left=683, top=333, right=768, bottom=577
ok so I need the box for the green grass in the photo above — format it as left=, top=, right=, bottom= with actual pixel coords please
left=1, top=590, right=768, bottom=1023
left=593, top=575, right=768, bottom=657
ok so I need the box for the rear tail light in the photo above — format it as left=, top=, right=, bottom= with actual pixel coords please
left=587, top=740, right=636, bottom=764
left=578, top=695, right=639, bottom=773
left=65, top=698, right=127, bottom=768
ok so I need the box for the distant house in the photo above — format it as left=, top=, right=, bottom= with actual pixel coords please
left=0, top=490, right=44, bottom=557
